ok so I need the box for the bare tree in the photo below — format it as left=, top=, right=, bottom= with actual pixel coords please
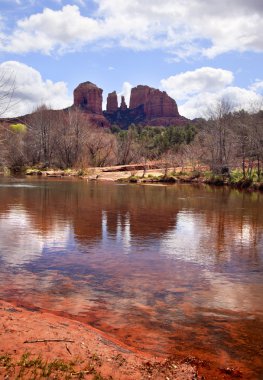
left=0, top=70, right=15, bottom=117
left=250, top=111, right=263, bottom=181
left=0, top=122, right=27, bottom=170
left=115, top=128, right=136, bottom=165
left=26, top=105, right=58, bottom=167
left=182, top=139, right=204, bottom=172
left=0, top=70, right=16, bottom=167
left=201, top=99, right=236, bottom=173
left=54, top=109, right=88, bottom=168
left=233, top=110, right=253, bottom=177
left=85, top=127, right=115, bottom=167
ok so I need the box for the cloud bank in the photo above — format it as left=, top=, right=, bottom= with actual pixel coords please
left=161, top=67, right=263, bottom=118
left=0, top=61, right=71, bottom=117
left=0, top=1, right=263, bottom=58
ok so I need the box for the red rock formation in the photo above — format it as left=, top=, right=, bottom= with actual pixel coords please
left=120, top=96, right=127, bottom=110
left=7, top=80, right=187, bottom=130
left=129, top=85, right=179, bottom=119
left=106, top=91, right=118, bottom=113
left=129, top=85, right=149, bottom=110
left=74, top=82, right=103, bottom=114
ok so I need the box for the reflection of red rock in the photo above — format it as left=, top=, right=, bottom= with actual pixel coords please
left=106, top=91, right=118, bottom=113
left=129, top=85, right=179, bottom=119
left=74, top=82, right=103, bottom=115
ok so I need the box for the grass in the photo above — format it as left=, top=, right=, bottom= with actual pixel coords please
left=0, top=352, right=110, bottom=380
left=125, top=168, right=263, bottom=189
left=228, top=168, right=263, bottom=188
left=229, top=169, right=244, bottom=183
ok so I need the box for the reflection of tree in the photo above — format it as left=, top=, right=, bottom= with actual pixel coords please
left=213, top=189, right=231, bottom=262
left=0, top=181, right=262, bottom=266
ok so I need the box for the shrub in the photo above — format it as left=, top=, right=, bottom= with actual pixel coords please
left=10, top=123, right=27, bottom=134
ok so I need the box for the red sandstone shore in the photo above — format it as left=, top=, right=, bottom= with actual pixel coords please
left=0, top=300, right=245, bottom=379
left=0, top=300, right=197, bottom=379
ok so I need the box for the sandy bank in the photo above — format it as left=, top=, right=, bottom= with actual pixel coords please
left=0, top=300, right=197, bottom=379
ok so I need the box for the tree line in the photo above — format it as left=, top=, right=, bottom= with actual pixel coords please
left=0, top=105, right=196, bottom=170
left=0, top=101, right=262, bottom=180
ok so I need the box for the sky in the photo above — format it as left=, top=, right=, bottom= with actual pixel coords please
left=0, top=0, right=263, bottom=118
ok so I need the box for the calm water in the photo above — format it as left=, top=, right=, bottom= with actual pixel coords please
left=0, top=177, right=263, bottom=377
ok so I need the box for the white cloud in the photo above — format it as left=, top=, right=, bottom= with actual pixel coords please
left=0, top=206, right=72, bottom=266
left=178, top=87, right=263, bottom=119
left=161, top=67, right=263, bottom=118
left=0, top=61, right=71, bottom=117
left=0, top=1, right=263, bottom=57
left=1, top=5, right=101, bottom=54
left=160, top=67, right=234, bottom=100
left=250, top=80, right=263, bottom=93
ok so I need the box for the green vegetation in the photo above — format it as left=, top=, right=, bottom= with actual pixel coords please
left=123, top=167, right=263, bottom=190
left=113, top=123, right=197, bottom=163
left=0, top=352, right=111, bottom=380
left=229, top=169, right=245, bottom=184
left=10, top=123, right=27, bottom=134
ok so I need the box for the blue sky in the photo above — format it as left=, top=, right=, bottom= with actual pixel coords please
left=0, top=0, right=263, bottom=118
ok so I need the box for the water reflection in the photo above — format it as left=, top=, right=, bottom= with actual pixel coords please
left=102, top=211, right=131, bottom=252
left=0, top=178, right=263, bottom=377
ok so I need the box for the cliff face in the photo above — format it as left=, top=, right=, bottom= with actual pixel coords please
left=130, top=85, right=179, bottom=119
left=72, top=81, right=188, bottom=129
left=74, top=82, right=103, bottom=115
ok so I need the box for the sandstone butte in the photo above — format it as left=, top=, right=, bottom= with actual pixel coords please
left=73, top=81, right=189, bottom=129
left=2, top=81, right=189, bottom=129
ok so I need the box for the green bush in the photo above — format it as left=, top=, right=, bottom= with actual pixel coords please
left=10, top=123, right=27, bottom=134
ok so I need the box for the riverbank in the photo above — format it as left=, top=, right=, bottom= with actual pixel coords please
left=0, top=300, right=246, bottom=379
left=120, top=171, right=263, bottom=192
left=0, top=300, right=197, bottom=380
left=23, top=165, right=263, bottom=192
